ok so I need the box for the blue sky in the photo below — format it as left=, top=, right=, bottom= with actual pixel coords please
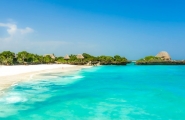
left=0, top=0, right=185, bottom=60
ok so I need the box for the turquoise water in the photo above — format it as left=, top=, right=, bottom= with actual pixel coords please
left=1, top=65, right=185, bottom=120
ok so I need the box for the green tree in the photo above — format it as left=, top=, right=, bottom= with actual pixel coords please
left=97, top=56, right=114, bottom=63
left=43, top=55, right=52, bottom=64
left=17, top=51, right=29, bottom=63
left=136, top=56, right=163, bottom=64
left=0, top=55, right=7, bottom=65
left=38, top=55, right=44, bottom=64
left=56, top=57, right=65, bottom=63
left=82, top=53, right=97, bottom=62
left=0, top=51, right=15, bottom=65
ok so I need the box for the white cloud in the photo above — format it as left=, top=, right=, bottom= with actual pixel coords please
left=0, top=22, right=33, bottom=37
left=0, top=21, right=98, bottom=56
left=20, top=27, right=33, bottom=34
left=0, top=22, right=34, bottom=51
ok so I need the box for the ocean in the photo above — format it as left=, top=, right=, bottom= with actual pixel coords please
left=0, top=65, right=185, bottom=120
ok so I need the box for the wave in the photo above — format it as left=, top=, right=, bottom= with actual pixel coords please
left=71, top=75, right=84, bottom=79
left=0, top=92, right=27, bottom=104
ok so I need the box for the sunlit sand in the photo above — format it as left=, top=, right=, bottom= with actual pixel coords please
left=0, top=64, right=91, bottom=94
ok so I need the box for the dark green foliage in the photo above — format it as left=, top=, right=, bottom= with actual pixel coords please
left=97, top=56, right=114, bottom=63
left=0, top=51, right=15, bottom=65
left=56, top=57, right=66, bottom=63
left=114, top=55, right=127, bottom=62
left=0, top=51, right=128, bottom=65
left=69, top=54, right=78, bottom=61
left=17, top=51, right=29, bottom=63
left=144, top=56, right=161, bottom=61
left=136, top=55, right=163, bottom=64
left=1, top=51, right=15, bottom=58
left=43, top=55, right=52, bottom=63
left=82, top=53, right=97, bottom=62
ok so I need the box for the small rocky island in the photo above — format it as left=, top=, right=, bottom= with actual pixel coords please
left=136, top=51, right=185, bottom=65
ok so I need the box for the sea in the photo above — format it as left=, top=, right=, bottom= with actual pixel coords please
left=0, top=65, right=185, bottom=120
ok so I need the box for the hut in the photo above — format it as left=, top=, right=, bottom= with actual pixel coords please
left=76, top=54, right=84, bottom=62
left=76, top=54, right=84, bottom=59
left=43, top=54, right=56, bottom=59
left=156, top=51, right=171, bottom=60
left=64, top=55, right=70, bottom=60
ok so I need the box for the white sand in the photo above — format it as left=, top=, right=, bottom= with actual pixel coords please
left=0, top=64, right=92, bottom=94
left=0, top=64, right=76, bottom=76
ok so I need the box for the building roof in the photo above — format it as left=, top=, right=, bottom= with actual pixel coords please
left=76, top=54, right=84, bottom=59
left=64, top=55, right=70, bottom=60
left=156, top=51, right=171, bottom=60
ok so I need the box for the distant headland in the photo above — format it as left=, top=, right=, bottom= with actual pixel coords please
left=136, top=51, right=185, bottom=65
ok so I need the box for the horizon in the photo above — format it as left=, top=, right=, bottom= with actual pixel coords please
left=0, top=0, right=185, bottom=60
left=0, top=50, right=181, bottom=61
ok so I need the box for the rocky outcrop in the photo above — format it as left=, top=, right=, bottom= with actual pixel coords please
left=136, top=61, right=185, bottom=65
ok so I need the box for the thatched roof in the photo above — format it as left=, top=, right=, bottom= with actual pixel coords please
left=64, top=55, right=70, bottom=60
left=156, top=51, right=171, bottom=60
left=43, top=54, right=55, bottom=59
left=76, top=54, right=84, bottom=59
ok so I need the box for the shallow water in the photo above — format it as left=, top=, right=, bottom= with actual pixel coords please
left=1, top=65, right=185, bottom=120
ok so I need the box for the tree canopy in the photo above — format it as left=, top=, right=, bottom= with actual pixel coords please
left=136, top=55, right=163, bottom=64
left=0, top=51, right=128, bottom=65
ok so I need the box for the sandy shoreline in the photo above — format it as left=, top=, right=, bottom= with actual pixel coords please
left=0, top=64, right=92, bottom=94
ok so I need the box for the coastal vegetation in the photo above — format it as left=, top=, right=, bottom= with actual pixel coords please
left=0, top=51, right=129, bottom=65
left=136, top=56, right=164, bottom=65
left=136, top=55, right=185, bottom=65
left=136, top=51, right=174, bottom=65
left=136, top=56, right=163, bottom=62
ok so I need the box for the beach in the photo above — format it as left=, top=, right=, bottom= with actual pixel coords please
left=0, top=64, right=91, bottom=94
left=1, top=65, right=185, bottom=119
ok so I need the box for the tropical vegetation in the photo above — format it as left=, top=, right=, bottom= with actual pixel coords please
left=136, top=56, right=165, bottom=64
left=0, top=51, right=129, bottom=65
